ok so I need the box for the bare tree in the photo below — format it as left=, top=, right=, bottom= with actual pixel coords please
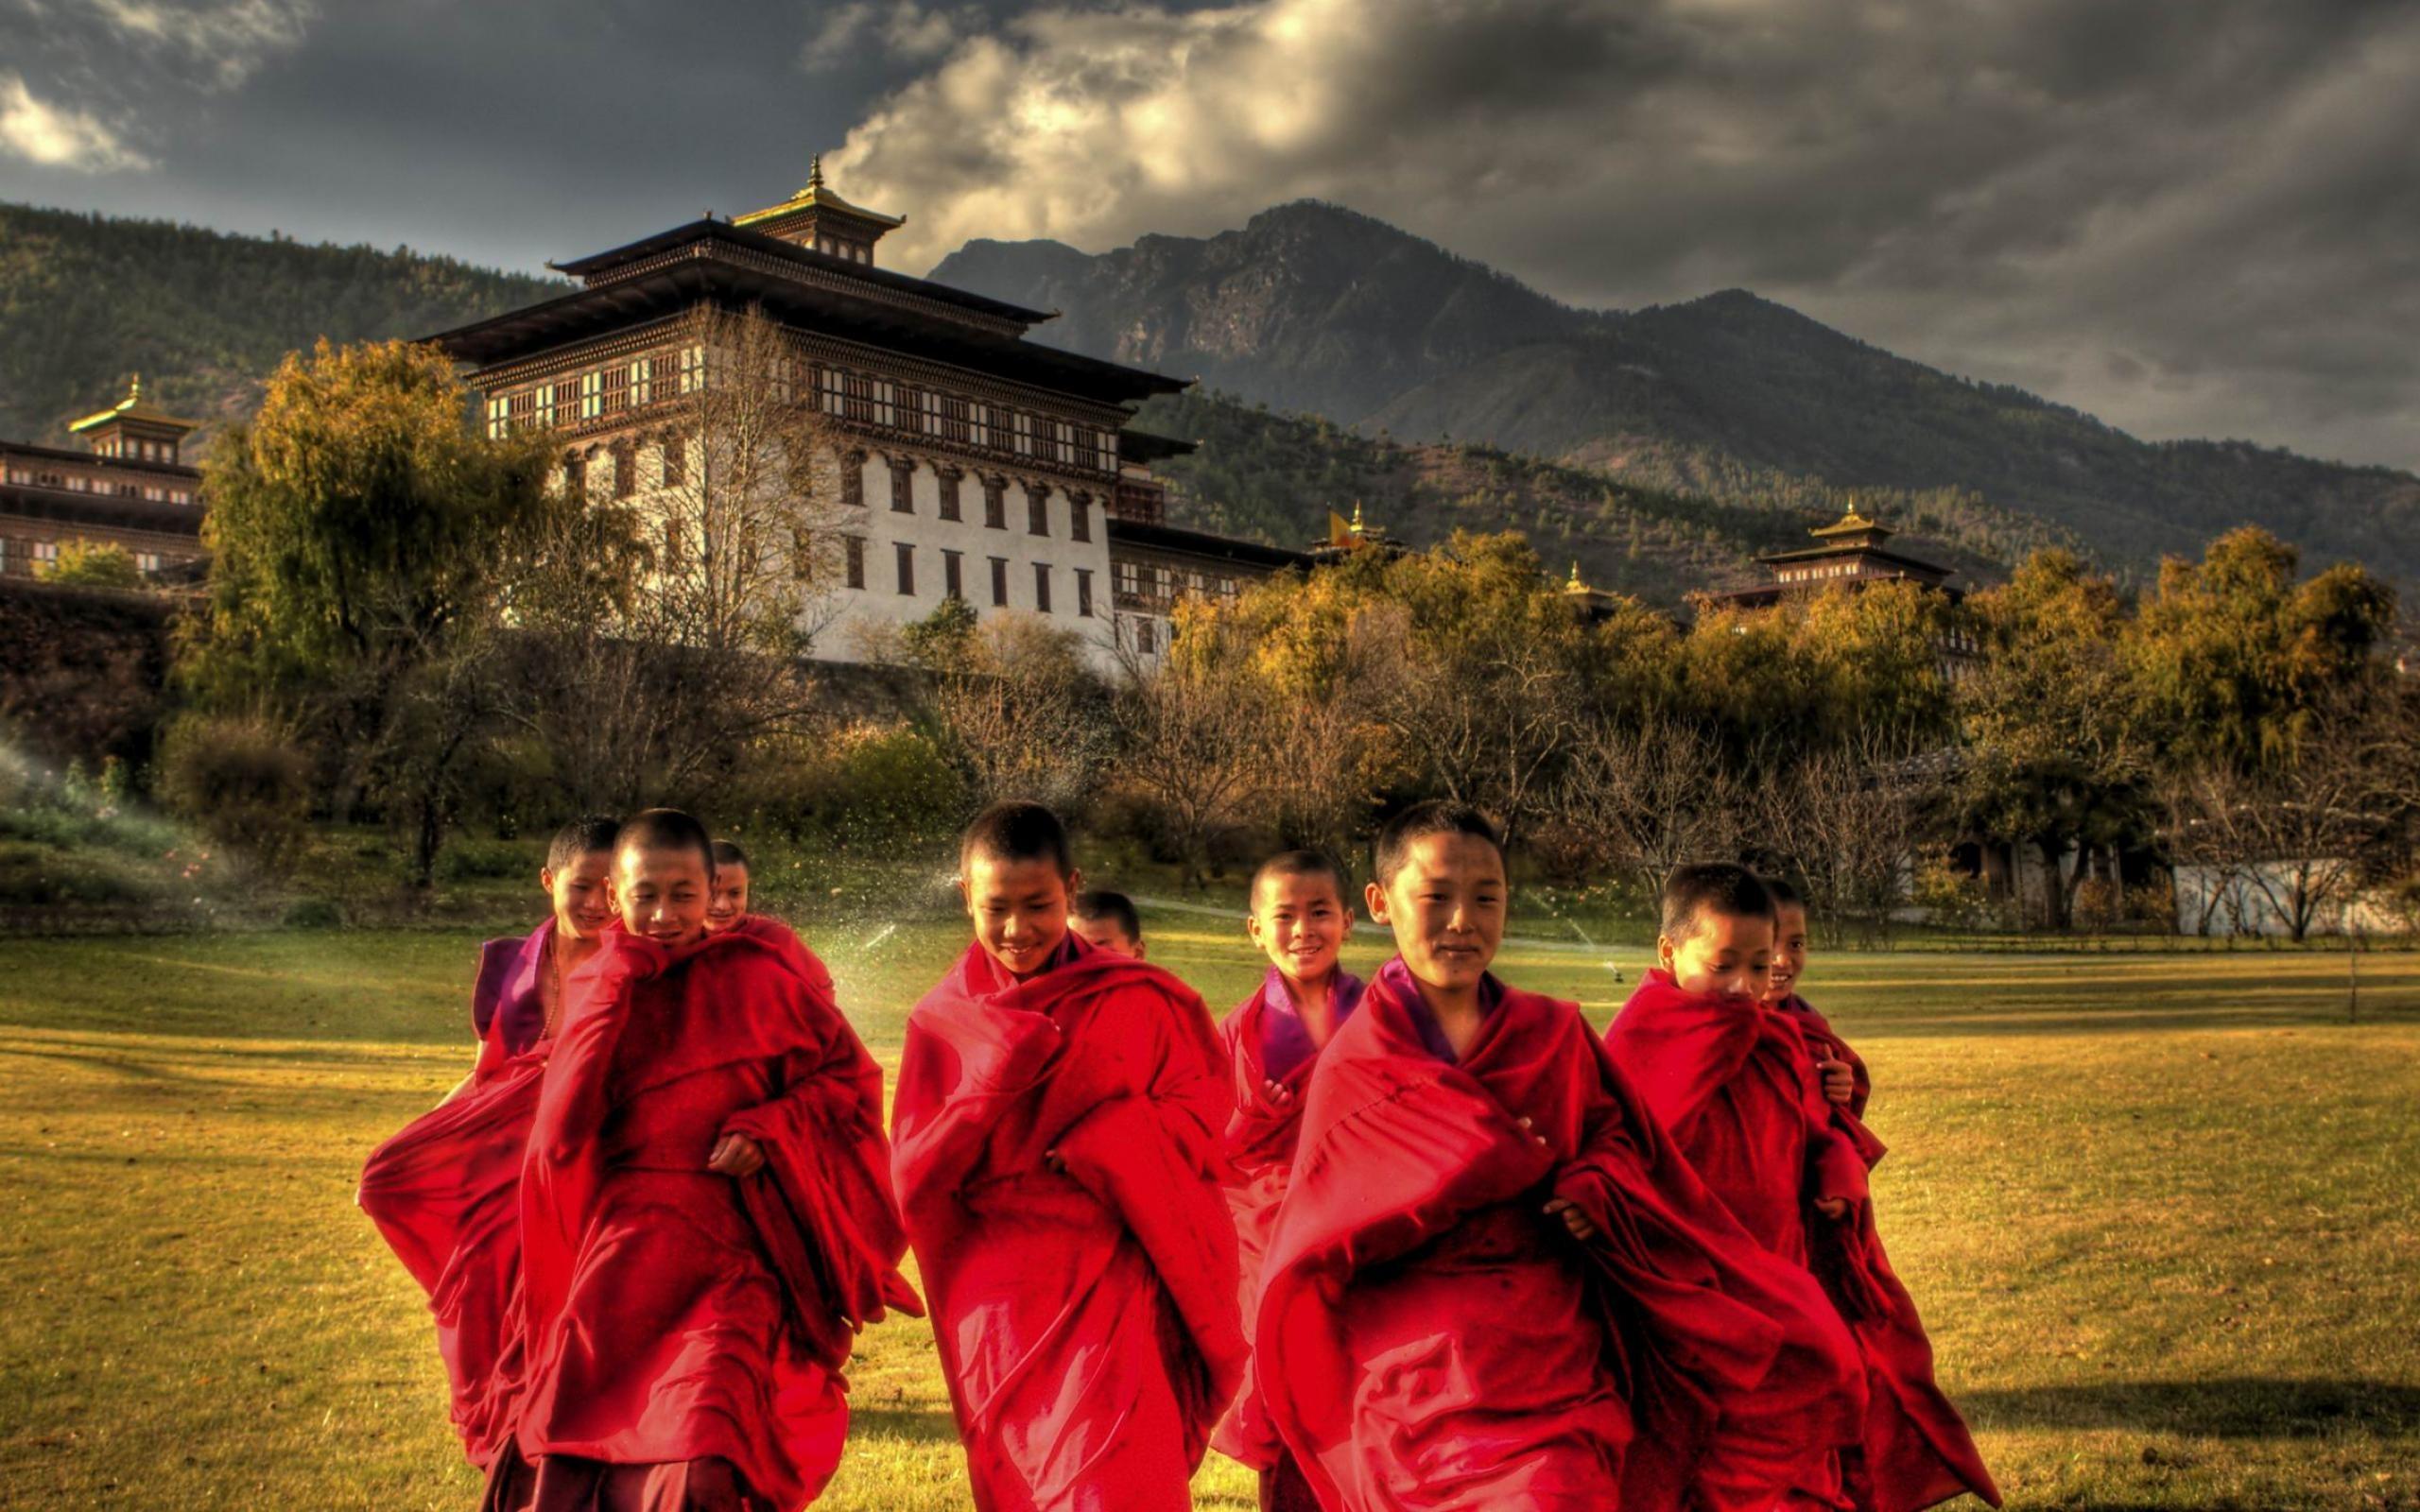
left=2155, top=683, right=2414, bottom=940
left=1548, top=714, right=1747, bottom=900
left=1763, top=732, right=1932, bottom=946
left=933, top=615, right=1113, bottom=814
left=503, top=304, right=845, bottom=810
left=1374, top=607, right=1582, bottom=848
left=1107, top=602, right=1278, bottom=889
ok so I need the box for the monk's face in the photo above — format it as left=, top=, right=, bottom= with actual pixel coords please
left=961, top=851, right=1082, bottom=979
left=705, top=863, right=751, bottom=934
left=1365, top=833, right=1504, bottom=994
left=615, top=843, right=712, bottom=949
left=1072, top=915, right=1144, bottom=959
left=1766, top=903, right=1808, bottom=1003
left=1660, top=909, right=1774, bottom=1000
left=541, top=850, right=615, bottom=942
left=1248, top=870, right=1349, bottom=987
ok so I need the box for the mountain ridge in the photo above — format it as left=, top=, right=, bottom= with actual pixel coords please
left=936, top=199, right=2420, bottom=584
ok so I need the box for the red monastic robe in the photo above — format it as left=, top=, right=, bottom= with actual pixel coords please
left=508, top=917, right=918, bottom=1508
left=360, top=1050, right=548, bottom=1466
left=1774, top=995, right=2001, bottom=1512
left=891, top=936, right=1246, bottom=1512
left=1211, top=969, right=1364, bottom=1481
left=359, top=921, right=560, bottom=1467
left=1254, top=958, right=1862, bottom=1512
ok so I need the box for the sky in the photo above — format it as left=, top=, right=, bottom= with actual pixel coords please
left=3, top=0, right=2414, bottom=472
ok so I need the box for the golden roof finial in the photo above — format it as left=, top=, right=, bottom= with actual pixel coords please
left=1349, top=500, right=1365, bottom=536
left=129, top=374, right=141, bottom=402
left=1566, top=559, right=1584, bottom=592
left=808, top=154, right=826, bottom=191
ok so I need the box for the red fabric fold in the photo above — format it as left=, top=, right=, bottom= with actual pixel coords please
left=1211, top=970, right=1362, bottom=1472
left=1255, top=959, right=1863, bottom=1512
left=1777, top=997, right=2002, bottom=1512
left=359, top=1046, right=548, bottom=1467
left=510, top=919, right=915, bottom=1509
left=892, top=936, right=1245, bottom=1512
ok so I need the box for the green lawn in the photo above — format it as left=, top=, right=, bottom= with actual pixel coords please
left=2, top=918, right=2416, bottom=1510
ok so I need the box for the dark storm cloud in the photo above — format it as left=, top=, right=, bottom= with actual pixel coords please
left=0, top=0, right=2412, bottom=470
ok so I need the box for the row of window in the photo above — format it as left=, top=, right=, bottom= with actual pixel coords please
left=1112, top=558, right=1242, bottom=604
left=0, top=539, right=172, bottom=576
left=839, top=537, right=1098, bottom=618
left=1775, top=560, right=1889, bottom=583
left=86, top=436, right=181, bottom=465
left=5, top=467, right=194, bottom=504
left=489, top=347, right=709, bottom=438
left=849, top=455, right=1092, bottom=541
left=486, top=350, right=1119, bottom=478
left=818, top=368, right=1115, bottom=474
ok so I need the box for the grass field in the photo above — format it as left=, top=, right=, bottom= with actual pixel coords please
left=2, top=917, right=2417, bottom=1510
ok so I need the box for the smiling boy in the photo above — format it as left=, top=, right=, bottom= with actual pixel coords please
left=1607, top=863, right=1883, bottom=1507
left=1754, top=877, right=2003, bottom=1512
left=1253, top=807, right=1860, bottom=1512
left=703, top=838, right=752, bottom=935
left=1212, top=850, right=1365, bottom=1510
left=496, top=808, right=917, bottom=1510
left=891, top=800, right=1243, bottom=1511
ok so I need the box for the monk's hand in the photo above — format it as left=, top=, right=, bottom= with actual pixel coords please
left=1544, top=1197, right=1598, bottom=1243
left=1819, top=1059, right=1856, bottom=1106
left=1813, top=1195, right=1850, bottom=1221
left=708, top=1133, right=767, bottom=1178
left=1043, top=1148, right=1069, bottom=1173
left=1264, top=1079, right=1294, bottom=1106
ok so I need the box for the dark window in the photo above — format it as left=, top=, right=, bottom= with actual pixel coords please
left=895, top=541, right=915, bottom=594
left=662, top=438, right=687, bottom=488
left=839, top=451, right=863, bottom=507
left=1070, top=493, right=1091, bottom=542
left=1137, top=618, right=1155, bottom=655
left=844, top=535, right=865, bottom=590
left=1028, top=490, right=1048, bottom=537
left=943, top=549, right=964, bottom=599
left=612, top=440, right=635, bottom=499
left=1076, top=567, right=1094, bottom=618
left=563, top=453, right=586, bottom=496
left=890, top=457, right=912, bottom=513
left=983, top=478, right=1005, bottom=530
left=939, top=471, right=961, bottom=522
left=990, top=556, right=1009, bottom=607
left=1032, top=561, right=1052, bottom=614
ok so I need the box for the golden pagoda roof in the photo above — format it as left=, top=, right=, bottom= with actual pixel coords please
left=1564, top=559, right=1589, bottom=593
left=68, top=375, right=200, bottom=435
left=733, top=155, right=906, bottom=233
left=1809, top=507, right=1891, bottom=540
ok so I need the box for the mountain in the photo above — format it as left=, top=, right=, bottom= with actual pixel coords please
left=935, top=201, right=2420, bottom=584
left=0, top=203, right=563, bottom=448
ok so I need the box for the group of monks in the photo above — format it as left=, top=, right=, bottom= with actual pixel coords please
left=358, top=798, right=2001, bottom=1512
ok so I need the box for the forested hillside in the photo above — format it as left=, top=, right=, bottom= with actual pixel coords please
left=0, top=203, right=562, bottom=449
left=1133, top=389, right=2062, bottom=608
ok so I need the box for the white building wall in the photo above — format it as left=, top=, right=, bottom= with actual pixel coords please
left=821, top=451, right=1119, bottom=669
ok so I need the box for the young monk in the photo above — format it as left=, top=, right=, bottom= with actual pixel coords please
left=358, top=816, right=620, bottom=1468
left=892, top=800, right=1244, bottom=1511
left=1254, top=805, right=1862, bottom=1512
left=1071, top=887, right=1147, bottom=958
left=1214, top=850, right=1363, bottom=1512
left=1759, top=877, right=2002, bottom=1512
left=1606, top=864, right=1883, bottom=1509
left=497, top=808, right=919, bottom=1510
left=706, top=839, right=752, bottom=934
left=458, top=816, right=621, bottom=1089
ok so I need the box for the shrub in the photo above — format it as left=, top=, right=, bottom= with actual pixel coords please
left=0, top=840, right=149, bottom=906
left=436, top=836, right=538, bottom=882
left=281, top=896, right=347, bottom=930
left=826, top=724, right=966, bottom=852
left=155, top=713, right=312, bottom=876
